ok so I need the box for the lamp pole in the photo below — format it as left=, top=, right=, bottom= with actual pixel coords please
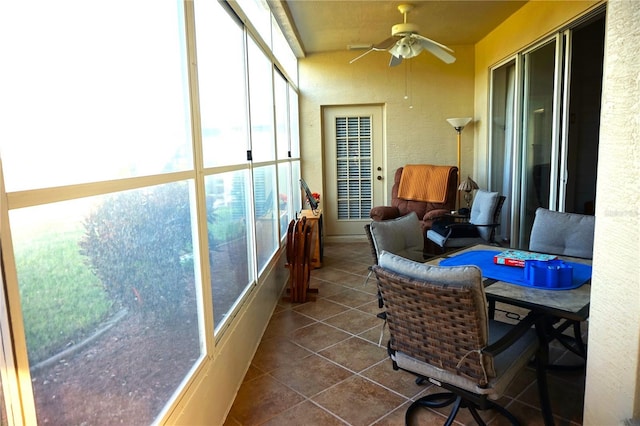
left=455, top=127, right=462, bottom=209
left=446, top=117, right=472, bottom=210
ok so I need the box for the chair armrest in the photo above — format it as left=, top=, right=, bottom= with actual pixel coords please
left=442, top=222, right=480, bottom=238
left=424, top=209, right=450, bottom=221
left=370, top=206, right=401, bottom=221
left=483, top=312, right=541, bottom=357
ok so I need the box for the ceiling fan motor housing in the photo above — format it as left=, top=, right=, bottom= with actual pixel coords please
left=392, top=22, right=419, bottom=37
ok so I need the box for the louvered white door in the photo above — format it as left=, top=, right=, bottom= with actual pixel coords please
left=323, top=105, right=384, bottom=236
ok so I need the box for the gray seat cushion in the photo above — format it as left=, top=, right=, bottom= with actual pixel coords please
left=370, top=213, right=424, bottom=262
left=469, top=190, right=500, bottom=241
left=529, top=207, right=595, bottom=259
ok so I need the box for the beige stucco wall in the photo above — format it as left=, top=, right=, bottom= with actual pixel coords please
left=584, top=0, right=640, bottom=423
left=298, top=47, right=475, bottom=204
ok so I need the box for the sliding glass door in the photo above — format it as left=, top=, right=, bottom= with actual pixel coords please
left=520, top=39, right=560, bottom=247
left=489, top=11, right=604, bottom=249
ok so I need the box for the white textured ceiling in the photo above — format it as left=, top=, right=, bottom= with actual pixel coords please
left=271, top=0, right=527, bottom=57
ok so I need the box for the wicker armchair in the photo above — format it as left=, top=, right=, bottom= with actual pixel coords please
left=363, top=223, right=378, bottom=287
left=373, top=251, right=552, bottom=425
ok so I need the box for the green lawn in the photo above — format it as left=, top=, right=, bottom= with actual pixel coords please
left=14, top=227, right=113, bottom=364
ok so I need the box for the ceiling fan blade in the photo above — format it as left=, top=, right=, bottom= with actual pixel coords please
left=413, top=34, right=454, bottom=53
left=413, top=34, right=456, bottom=64
left=350, top=36, right=399, bottom=64
left=389, top=54, right=403, bottom=67
left=373, top=37, right=398, bottom=50
left=349, top=48, right=375, bottom=64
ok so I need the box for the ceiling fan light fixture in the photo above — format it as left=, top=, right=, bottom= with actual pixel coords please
left=390, top=36, right=423, bottom=59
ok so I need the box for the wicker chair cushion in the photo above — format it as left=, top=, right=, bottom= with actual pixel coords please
left=370, top=213, right=424, bottom=262
left=377, top=251, right=489, bottom=344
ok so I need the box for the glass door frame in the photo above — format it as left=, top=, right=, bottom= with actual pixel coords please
left=489, top=33, right=568, bottom=249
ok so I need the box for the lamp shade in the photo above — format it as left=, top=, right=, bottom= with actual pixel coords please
left=458, top=176, right=479, bottom=192
left=446, top=117, right=472, bottom=130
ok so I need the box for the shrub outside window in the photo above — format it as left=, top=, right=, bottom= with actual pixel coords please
left=10, top=183, right=203, bottom=424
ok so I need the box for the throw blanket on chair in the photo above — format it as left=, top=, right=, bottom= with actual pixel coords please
left=397, top=164, right=454, bottom=203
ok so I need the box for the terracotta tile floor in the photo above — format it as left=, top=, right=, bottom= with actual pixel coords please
left=225, top=241, right=586, bottom=425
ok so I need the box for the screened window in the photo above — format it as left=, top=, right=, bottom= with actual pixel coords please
left=277, top=162, right=292, bottom=239
left=254, top=165, right=278, bottom=271
left=272, top=15, right=299, bottom=83
left=206, top=171, right=254, bottom=332
left=236, top=0, right=271, bottom=48
left=0, top=377, right=5, bottom=425
left=195, top=0, right=249, bottom=168
left=289, top=88, right=301, bottom=159
left=275, top=71, right=290, bottom=160
left=291, top=161, right=302, bottom=213
left=10, top=184, right=203, bottom=424
left=248, top=36, right=276, bottom=162
left=0, top=0, right=192, bottom=192
left=0, top=0, right=301, bottom=422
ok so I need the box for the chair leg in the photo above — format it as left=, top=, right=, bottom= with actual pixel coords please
left=467, top=405, right=487, bottom=426
left=443, top=396, right=463, bottom=426
left=363, top=267, right=373, bottom=286
left=488, top=300, right=496, bottom=320
left=406, top=391, right=522, bottom=426
left=405, top=392, right=458, bottom=426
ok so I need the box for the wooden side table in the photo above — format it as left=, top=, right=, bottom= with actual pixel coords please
left=299, top=209, right=323, bottom=268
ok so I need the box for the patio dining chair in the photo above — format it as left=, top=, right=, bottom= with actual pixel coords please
left=369, top=212, right=426, bottom=263
left=529, top=207, right=595, bottom=359
left=426, top=190, right=505, bottom=252
left=366, top=213, right=425, bottom=315
left=363, top=223, right=379, bottom=287
left=373, top=251, right=551, bottom=425
left=529, top=207, right=595, bottom=259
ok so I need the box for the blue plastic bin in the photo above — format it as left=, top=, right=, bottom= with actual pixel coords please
left=524, top=259, right=573, bottom=288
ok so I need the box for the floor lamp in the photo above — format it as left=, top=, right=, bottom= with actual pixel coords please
left=446, top=117, right=472, bottom=210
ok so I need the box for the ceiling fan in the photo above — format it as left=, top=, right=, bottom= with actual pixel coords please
left=350, top=4, right=456, bottom=66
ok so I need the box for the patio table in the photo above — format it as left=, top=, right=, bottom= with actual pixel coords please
left=425, top=243, right=593, bottom=426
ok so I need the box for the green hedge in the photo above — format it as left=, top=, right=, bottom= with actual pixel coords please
left=79, top=183, right=194, bottom=322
